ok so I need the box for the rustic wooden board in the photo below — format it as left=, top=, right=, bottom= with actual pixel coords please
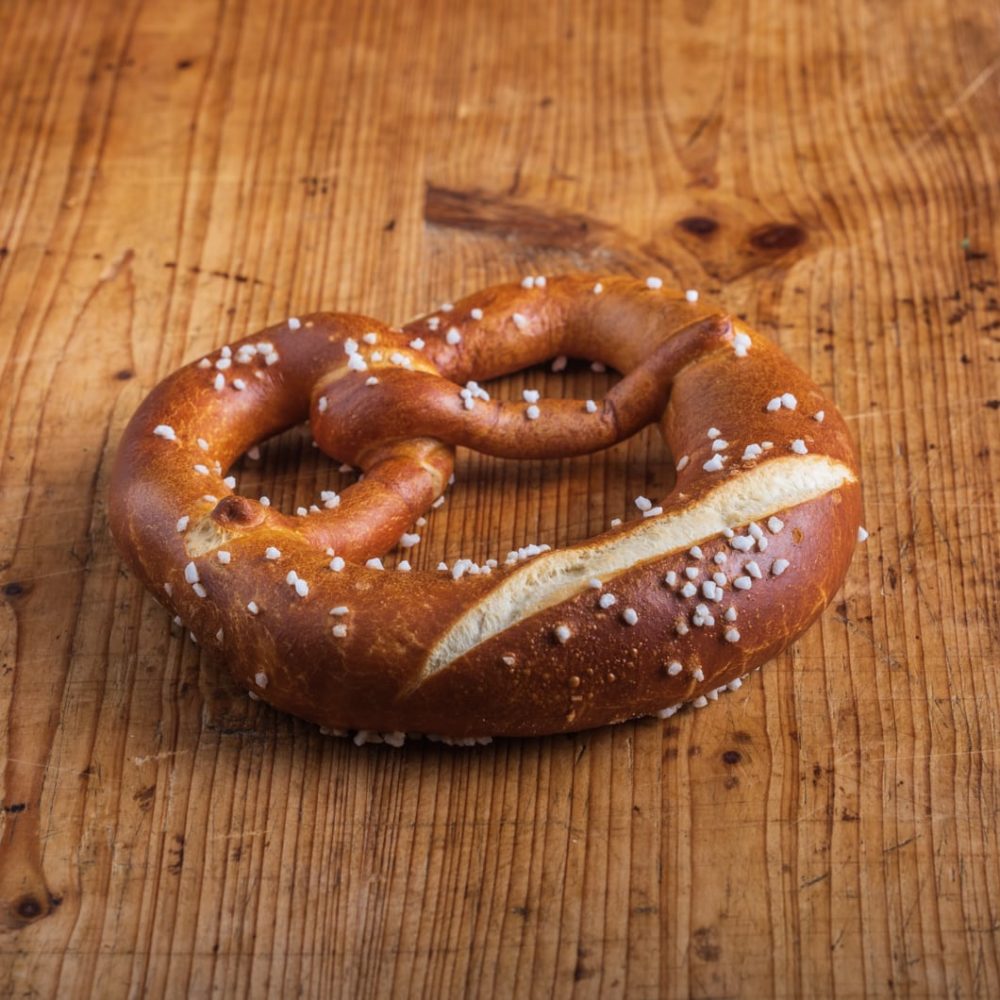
left=1, top=0, right=998, bottom=996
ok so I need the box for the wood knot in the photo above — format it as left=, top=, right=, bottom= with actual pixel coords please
left=12, top=894, right=46, bottom=924
left=677, top=215, right=719, bottom=237
left=211, top=495, right=264, bottom=528
left=17, top=896, right=42, bottom=919
left=749, top=223, right=806, bottom=252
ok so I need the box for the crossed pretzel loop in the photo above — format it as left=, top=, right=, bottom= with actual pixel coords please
left=110, top=274, right=862, bottom=743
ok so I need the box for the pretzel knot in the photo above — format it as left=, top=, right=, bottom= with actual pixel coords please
left=111, top=274, right=863, bottom=744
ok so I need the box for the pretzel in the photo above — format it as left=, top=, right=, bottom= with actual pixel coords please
left=110, top=274, right=864, bottom=744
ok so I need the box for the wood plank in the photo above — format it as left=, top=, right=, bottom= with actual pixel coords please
left=1, top=0, right=998, bottom=996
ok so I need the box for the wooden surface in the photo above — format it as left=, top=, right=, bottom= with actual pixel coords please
left=2, top=0, right=999, bottom=996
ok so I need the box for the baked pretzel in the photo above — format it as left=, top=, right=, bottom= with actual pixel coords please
left=110, top=274, right=864, bottom=744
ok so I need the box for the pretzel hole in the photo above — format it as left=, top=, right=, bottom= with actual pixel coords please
left=438, top=427, right=676, bottom=565
left=230, top=423, right=360, bottom=510
left=227, top=362, right=677, bottom=569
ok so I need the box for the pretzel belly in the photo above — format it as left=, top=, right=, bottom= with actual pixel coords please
left=398, top=485, right=861, bottom=737
left=202, top=464, right=858, bottom=738
left=110, top=274, right=863, bottom=741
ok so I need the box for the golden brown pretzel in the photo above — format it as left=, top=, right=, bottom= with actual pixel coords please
left=110, top=274, right=864, bottom=744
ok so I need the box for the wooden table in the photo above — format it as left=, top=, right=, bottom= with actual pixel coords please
left=2, top=0, right=998, bottom=996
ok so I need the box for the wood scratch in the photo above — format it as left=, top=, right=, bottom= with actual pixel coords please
left=210, top=828, right=272, bottom=841
left=833, top=614, right=904, bottom=670
left=132, top=750, right=191, bottom=766
left=909, top=54, right=1000, bottom=151
left=98, top=247, right=134, bottom=283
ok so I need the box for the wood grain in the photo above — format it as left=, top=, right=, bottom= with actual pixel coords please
left=1, top=0, right=998, bottom=996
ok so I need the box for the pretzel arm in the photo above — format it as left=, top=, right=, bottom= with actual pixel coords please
left=314, top=312, right=732, bottom=465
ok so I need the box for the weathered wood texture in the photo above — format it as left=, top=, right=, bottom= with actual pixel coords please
left=1, top=0, right=998, bottom=996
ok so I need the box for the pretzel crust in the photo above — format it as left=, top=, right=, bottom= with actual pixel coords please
left=110, top=275, right=862, bottom=740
